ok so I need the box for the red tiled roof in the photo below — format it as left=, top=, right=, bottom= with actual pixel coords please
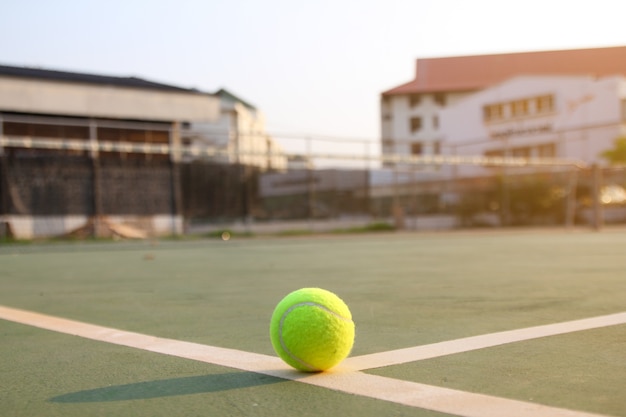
left=383, top=46, right=626, bottom=96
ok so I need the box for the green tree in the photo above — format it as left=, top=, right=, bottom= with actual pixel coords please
left=601, top=137, right=626, bottom=165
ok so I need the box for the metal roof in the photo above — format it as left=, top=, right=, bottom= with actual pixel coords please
left=0, top=64, right=202, bottom=94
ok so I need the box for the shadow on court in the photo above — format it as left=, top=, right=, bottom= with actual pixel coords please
left=49, top=372, right=285, bottom=403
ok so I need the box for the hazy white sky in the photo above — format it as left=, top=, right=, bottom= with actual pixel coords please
left=2, top=0, right=625, bottom=149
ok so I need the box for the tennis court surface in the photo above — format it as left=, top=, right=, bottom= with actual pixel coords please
left=1, top=228, right=625, bottom=416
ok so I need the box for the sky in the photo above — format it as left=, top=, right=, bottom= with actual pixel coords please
left=2, top=0, right=626, bottom=154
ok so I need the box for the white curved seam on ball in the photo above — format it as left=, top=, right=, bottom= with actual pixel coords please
left=278, top=302, right=352, bottom=371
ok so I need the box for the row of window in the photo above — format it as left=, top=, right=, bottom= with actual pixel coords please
left=484, top=143, right=556, bottom=160
left=381, top=139, right=441, bottom=156
left=383, top=142, right=554, bottom=158
left=483, top=94, right=554, bottom=122
left=390, top=94, right=555, bottom=134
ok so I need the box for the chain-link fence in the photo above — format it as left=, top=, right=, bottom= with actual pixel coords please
left=1, top=138, right=625, bottom=239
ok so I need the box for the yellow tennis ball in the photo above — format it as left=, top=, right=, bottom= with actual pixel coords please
left=270, top=287, right=355, bottom=372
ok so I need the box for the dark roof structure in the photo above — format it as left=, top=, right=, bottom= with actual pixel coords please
left=0, top=64, right=202, bottom=93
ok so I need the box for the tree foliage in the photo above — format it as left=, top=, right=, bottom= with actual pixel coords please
left=601, top=137, right=626, bottom=165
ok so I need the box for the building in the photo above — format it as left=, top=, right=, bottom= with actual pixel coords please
left=0, top=64, right=220, bottom=238
left=0, top=64, right=219, bottom=141
left=381, top=46, right=626, bottom=168
left=439, top=74, right=626, bottom=178
left=187, top=89, right=287, bottom=171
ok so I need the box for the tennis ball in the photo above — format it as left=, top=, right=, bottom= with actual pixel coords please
left=270, top=287, right=355, bottom=372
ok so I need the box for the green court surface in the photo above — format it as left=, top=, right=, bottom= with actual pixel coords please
left=1, top=229, right=625, bottom=416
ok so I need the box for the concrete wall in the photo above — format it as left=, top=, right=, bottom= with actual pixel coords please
left=3, top=214, right=182, bottom=239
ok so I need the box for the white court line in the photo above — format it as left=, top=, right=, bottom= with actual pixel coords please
left=344, top=311, right=626, bottom=371
left=0, top=305, right=620, bottom=417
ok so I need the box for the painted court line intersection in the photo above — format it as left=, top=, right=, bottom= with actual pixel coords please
left=1, top=305, right=624, bottom=417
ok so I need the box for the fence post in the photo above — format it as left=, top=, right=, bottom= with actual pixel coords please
left=0, top=115, right=7, bottom=240
left=564, top=167, right=578, bottom=228
left=306, top=137, right=315, bottom=226
left=89, top=119, right=103, bottom=238
left=591, top=163, right=603, bottom=231
left=169, top=122, right=183, bottom=236
left=0, top=114, right=5, bottom=217
left=364, top=141, right=370, bottom=218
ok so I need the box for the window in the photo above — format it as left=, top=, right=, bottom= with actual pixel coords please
left=484, top=94, right=555, bottom=123
left=4, top=121, right=89, bottom=139
left=492, top=104, right=505, bottom=120
left=537, top=143, right=556, bottom=158
left=511, top=100, right=529, bottom=117
left=512, top=147, right=531, bottom=158
left=433, top=141, right=441, bottom=155
left=485, top=149, right=504, bottom=158
left=535, top=95, right=554, bottom=114
left=411, top=142, right=423, bottom=155
left=433, top=93, right=446, bottom=106
left=432, top=115, right=439, bottom=129
left=484, top=149, right=504, bottom=167
left=410, top=117, right=422, bottom=133
left=409, top=94, right=422, bottom=107
left=483, top=104, right=505, bottom=122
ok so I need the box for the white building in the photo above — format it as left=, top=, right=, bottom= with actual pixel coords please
left=380, top=90, right=465, bottom=166
left=381, top=46, right=626, bottom=169
left=188, top=89, right=287, bottom=171
left=439, top=75, right=626, bottom=178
